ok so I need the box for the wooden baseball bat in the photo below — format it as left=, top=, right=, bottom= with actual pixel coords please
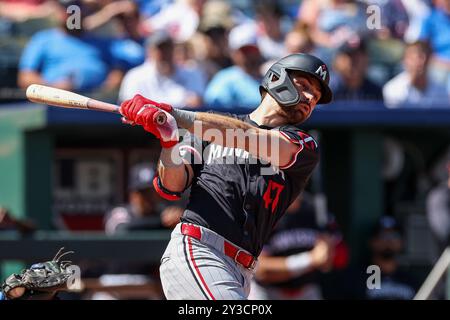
left=25, top=84, right=167, bottom=124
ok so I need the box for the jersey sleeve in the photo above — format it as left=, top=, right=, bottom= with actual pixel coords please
left=178, top=131, right=204, bottom=166
left=278, top=126, right=320, bottom=174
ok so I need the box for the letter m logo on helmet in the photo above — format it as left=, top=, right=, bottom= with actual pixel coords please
left=315, top=64, right=328, bottom=81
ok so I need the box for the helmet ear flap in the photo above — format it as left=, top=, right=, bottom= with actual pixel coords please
left=266, top=68, right=300, bottom=107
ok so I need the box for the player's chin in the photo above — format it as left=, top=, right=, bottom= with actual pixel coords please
left=281, top=107, right=309, bottom=124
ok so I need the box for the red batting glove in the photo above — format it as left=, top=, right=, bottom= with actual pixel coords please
left=120, top=94, right=172, bottom=124
left=120, top=94, right=178, bottom=148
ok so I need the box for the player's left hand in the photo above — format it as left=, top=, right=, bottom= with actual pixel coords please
left=120, top=95, right=178, bottom=148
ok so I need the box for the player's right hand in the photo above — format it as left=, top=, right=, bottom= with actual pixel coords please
left=120, top=94, right=178, bottom=148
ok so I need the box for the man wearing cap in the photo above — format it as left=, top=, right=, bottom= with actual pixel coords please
left=104, top=163, right=182, bottom=233
left=118, top=30, right=206, bottom=108
left=119, top=52, right=333, bottom=299
left=204, top=23, right=264, bottom=110
left=105, top=164, right=160, bottom=233
left=364, top=216, right=418, bottom=300
left=18, top=0, right=125, bottom=93
left=330, top=37, right=382, bottom=102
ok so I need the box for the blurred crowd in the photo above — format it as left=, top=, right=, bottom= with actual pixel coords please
left=0, top=0, right=449, bottom=108
left=1, top=0, right=450, bottom=301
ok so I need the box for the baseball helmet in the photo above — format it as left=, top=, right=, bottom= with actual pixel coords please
left=128, top=163, right=156, bottom=191
left=260, top=53, right=333, bottom=106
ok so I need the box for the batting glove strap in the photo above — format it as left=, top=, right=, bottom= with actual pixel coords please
left=153, top=176, right=182, bottom=201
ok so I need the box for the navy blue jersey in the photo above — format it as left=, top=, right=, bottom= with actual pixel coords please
left=179, top=114, right=319, bottom=256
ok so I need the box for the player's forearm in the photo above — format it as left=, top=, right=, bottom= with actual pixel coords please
left=157, top=147, right=187, bottom=193
left=172, top=109, right=289, bottom=165
left=255, top=253, right=314, bottom=283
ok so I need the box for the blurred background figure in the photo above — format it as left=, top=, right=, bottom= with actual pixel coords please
left=17, top=0, right=125, bottom=94
left=196, top=25, right=232, bottom=81
left=204, top=23, right=264, bottom=110
left=118, top=30, right=206, bottom=108
left=426, top=151, right=450, bottom=252
left=89, top=162, right=183, bottom=300
left=364, top=0, right=409, bottom=41
left=401, top=0, right=432, bottom=43
left=249, top=193, right=348, bottom=300
left=383, top=41, right=449, bottom=108
left=195, top=0, right=234, bottom=81
left=297, top=0, right=370, bottom=65
left=364, top=216, right=418, bottom=300
left=133, top=0, right=173, bottom=19
left=142, top=0, right=205, bottom=42
left=0, top=0, right=55, bottom=23
left=252, top=0, right=286, bottom=61
left=0, top=206, right=35, bottom=234
left=417, top=0, right=450, bottom=89
left=104, top=163, right=183, bottom=234
left=82, top=0, right=147, bottom=72
left=284, top=26, right=315, bottom=56
left=261, top=25, right=316, bottom=76
left=330, top=36, right=383, bottom=101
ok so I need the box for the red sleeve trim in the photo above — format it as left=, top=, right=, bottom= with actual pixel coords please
left=279, top=131, right=304, bottom=170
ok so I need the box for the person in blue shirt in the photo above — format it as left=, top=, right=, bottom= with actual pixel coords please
left=418, top=0, right=450, bottom=87
left=204, top=23, right=264, bottom=111
left=18, top=0, right=125, bottom=93
left=82, top=0, right=146, bottom=71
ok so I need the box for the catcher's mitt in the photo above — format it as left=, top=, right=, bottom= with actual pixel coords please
left=1, top=247, right=75, bottom=300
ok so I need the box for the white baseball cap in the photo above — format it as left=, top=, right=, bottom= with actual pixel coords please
left=228, top=23, right=259, bottom=51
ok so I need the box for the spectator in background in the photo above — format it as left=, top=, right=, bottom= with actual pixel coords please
left=0, top=0, right=55, bottom=23
left=418, top=0, right=450, bottom=87
left=135, top=0, right=173, bottom=19
left=195, top=0, right=234, bottom=81
left=260, top=26, right=316, bottom=80
left=82, top=0, right=136, bottom=34
left=383, top=41, right=449, bottom=108
left=253, top=0, right=286, bottom=61
left=142, top=0, right=205, bottom=42
left=99, top=163, right=183, bottom=299
left=426, top=154, right=450, bottom=252
left=82, top=0, right=146, bottom=72
left=18, top=0, right=125, bottom=93
left=365, top=0, right=409, bottom=41
left=0, top=207, right=35, bottom=234
left=284, top=26, right=315, bottom=56
left=298, top=0, right=370, bottom=64
left=197, top=25, right=233, bottom=81
left=401, top=0, right=431, bottom=43
left=204, top=23, right=264, bottom=110
left=118, top=31, right=206, bottom=108
left=364, top=216, right=418, bottom=300
left=248, top=193, right=347, bottom=300
left=104, top=163, right=183, bottom=234
left=330, top=37, right=383, bottom=101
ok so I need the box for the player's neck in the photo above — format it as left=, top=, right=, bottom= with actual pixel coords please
left=249, top=96, right=286, bottom=127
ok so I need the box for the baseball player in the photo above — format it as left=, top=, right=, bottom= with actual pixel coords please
left=119, top=53, right=333, bottom=300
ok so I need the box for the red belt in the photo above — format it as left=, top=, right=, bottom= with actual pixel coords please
left=181, top=224, right=256, bottom=269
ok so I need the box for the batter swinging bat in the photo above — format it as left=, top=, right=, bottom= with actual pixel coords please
left=25, top=84, right=167, bottom=125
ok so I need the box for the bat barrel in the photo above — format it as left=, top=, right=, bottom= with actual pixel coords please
left=26, top=84, right=120, bottom=114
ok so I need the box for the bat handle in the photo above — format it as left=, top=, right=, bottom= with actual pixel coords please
left=153, top=111, right=167, bottom=125
left=87, top=99, right=121, bottom=113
